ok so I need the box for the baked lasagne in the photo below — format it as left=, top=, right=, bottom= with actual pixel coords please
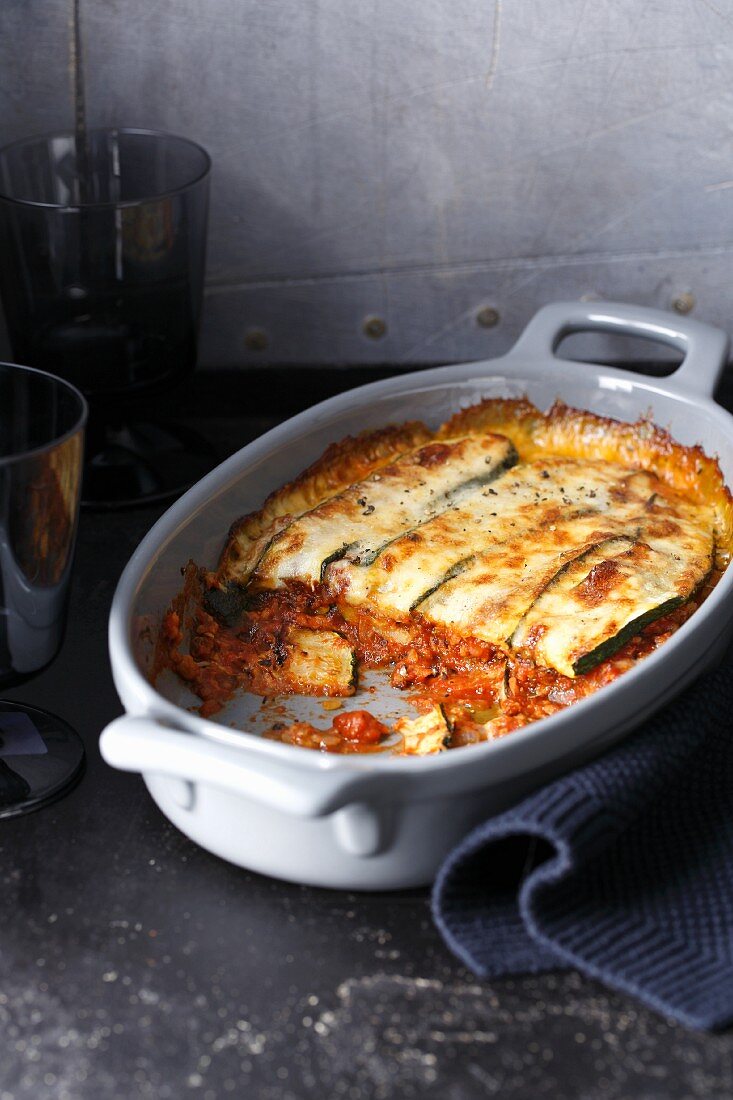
left=157, top=398, right=733, bottom=755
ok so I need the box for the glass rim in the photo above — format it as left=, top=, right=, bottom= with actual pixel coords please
left=0, top=127, right=212, bottom=212
left=0, top=361, right=88, bottom=464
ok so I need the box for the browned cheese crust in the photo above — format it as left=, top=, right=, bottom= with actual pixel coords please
left=156, top=397, right=732, bottom=753
left=215, top=420, right=432, bottom=588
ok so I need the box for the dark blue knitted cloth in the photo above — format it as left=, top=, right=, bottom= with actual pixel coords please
left=432, top=655, right=733, bottom=1030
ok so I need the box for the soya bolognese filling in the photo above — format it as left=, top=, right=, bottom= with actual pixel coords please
left=156, top=398, right=732, bottom=755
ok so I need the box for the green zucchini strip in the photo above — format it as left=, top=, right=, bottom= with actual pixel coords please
left=510, top=524, right=714, bottom=678
left=353, top=454, right=519, bottom=569
left=418, top=513, right=624, bottom=643
left=509, top=535, right=637, bottom=649
left=214, top=421, right=433, bottom=593
left=572, top=597, right=685, bottom=676
left=282, top=628, right=357, bottom=696
left=333, top=458, right=656, bottom=616
left=395, top=705, right=452, bottom=755
left=253, top=435, right=517, bottom=588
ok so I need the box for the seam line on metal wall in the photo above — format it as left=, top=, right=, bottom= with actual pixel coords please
left=204, top=243, right=733, bottom=296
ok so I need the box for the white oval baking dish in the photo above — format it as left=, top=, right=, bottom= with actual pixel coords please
left=101, top=301, right=733, bottom=890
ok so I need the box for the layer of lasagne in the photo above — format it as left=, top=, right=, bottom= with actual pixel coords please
left=156, top=399, right=733, bottom=755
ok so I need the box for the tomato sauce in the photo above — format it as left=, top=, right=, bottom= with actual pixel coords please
left=264, top=710, right=389, bottom=753
left=154, top=551, right=720, bottom=754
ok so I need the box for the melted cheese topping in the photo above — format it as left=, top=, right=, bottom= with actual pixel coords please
left=253, top=434, right=516, bottom=588
left=511, top=522, right=713, bottom=677
left=330, top=459, right=657, bottom=614
left=416, top=482, right=713, bottom=653
left=217, top=401, right=724, bottom=683
left=161, top=398, right=732, bottom=752
left=218, top=420, right=432, bottom=586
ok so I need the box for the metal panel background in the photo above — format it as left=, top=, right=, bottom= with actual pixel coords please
left=1, top=0, right=733, bottom=365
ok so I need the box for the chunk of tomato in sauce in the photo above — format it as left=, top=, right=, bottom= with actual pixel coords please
left=332, top=710, right=388, bottom=745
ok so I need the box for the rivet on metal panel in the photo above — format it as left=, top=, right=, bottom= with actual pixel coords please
left=672, top=293, right=695, bottom=315
left=363, top=315, right=387, bottom=339
left=244, top=328, right=268, bottom=351
left=476, top=306, right=500, bottom=328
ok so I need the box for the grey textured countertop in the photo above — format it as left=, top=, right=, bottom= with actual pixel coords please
left=3, top=370, right=733, bottom=1100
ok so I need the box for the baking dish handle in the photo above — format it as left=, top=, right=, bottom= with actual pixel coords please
left=100, top=714, right=367, bottom=818
left=507, top=300, right=730, bottom=398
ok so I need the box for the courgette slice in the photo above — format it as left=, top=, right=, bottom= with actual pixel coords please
left=354, top=453, right=519, bottom=569
left=395, top=704, right=452, bottom=755
left=252, top=434, right=517, bottom=589
left=417, top=511, right=626, bottom=643
left=571, top=597, right=685, bottom=675
left=202, top=580, right=251, bottom=628
left=213, top=420, right=432, bottom=593
left=333, top=458, right=657, bottom=616
left=510, top=528, right=713, bottom=677
left=281, top=628, right=357, bottom=696
left=414, top=477, right=709, bottom=644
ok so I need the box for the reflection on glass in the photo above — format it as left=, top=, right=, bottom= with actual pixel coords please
left=0, top=362, right=86, bottom=816
left=0, top=128, right=213, bottom=506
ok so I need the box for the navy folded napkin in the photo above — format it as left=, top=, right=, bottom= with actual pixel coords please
left=432, top=651, right=733, bottom=1030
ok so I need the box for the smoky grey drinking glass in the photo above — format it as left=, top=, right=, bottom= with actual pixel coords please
left=0, top=362, right=86, bottom=684
left=0, top=362, right=87, bottom=816
left=0, top=128, right=212, bottom=506
left=0, top=128, right=211, bottom=400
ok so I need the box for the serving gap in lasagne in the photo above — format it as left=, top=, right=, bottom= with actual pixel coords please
left=155, top=398, right=733, bottom=756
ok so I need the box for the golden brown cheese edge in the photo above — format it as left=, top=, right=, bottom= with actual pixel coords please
left=439, top=397, right=733, bottom=562
left=214, top=419, right=433, bottom=588
left=206, top=396, right=731, bottom=631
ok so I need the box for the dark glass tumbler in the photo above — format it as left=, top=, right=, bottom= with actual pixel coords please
left=0, top=362, right=87, bottom=816
left=0, top=129, right=212, bottom=505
